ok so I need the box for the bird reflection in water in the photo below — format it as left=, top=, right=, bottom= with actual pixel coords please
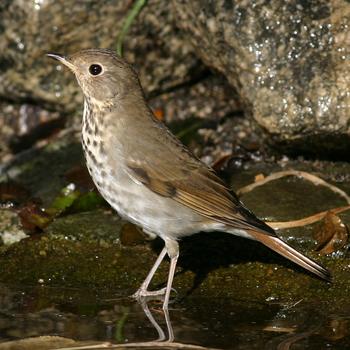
left=57, top=296, right=213, bottom=350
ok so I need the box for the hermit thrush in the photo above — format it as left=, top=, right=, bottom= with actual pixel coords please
left=48, top=49, right=330, bottom=309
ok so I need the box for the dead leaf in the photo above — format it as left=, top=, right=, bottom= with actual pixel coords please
left=153, top=108, right=164, bottom=121
left=254, top=173, right=265, bottom=182
left=313, top=211, right=348, bottom=255
left=263, top=326, right=295, bottom=333
left=18, top=201, right=51, bottom=231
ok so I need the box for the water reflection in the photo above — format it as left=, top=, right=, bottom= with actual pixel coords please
left=138, top=297, right=174, bottom=342
left=0, top=284, right=349, bottom=349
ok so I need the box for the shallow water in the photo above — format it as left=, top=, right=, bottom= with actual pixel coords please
left=1, top=284, right=349, bottom=349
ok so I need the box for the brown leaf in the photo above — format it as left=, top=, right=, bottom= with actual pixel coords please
left=254, top=173, right=265, bottom=182
left=18, top=201, right=51, bottom=232
left=313, top=211, right=348, bottom=255
left=153, top=108, right=164, bottom=121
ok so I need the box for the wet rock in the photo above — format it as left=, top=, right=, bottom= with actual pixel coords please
left=0, top=0, right=200, bottom=113
left=173, top=0, right=350, bottom=154
left=0, top=209, right=27, bottom=245
left=235, top=166, right=348, bottom=224
left=1, top=134, right=83, bottom=206
left=45, top=209, right=121, bottom=243
left=150, top=74, right=241, bottom=123
left=231, top=159, right=350, bottom=209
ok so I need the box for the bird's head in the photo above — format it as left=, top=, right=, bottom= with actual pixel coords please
left=47, top=49, right=141, bottom=104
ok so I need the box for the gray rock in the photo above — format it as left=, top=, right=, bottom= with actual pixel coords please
left=173, top=0, right=350, bottom=152
left=0, top=0, right=200, bottom=113
left=0, top=209, right=28, bottom=246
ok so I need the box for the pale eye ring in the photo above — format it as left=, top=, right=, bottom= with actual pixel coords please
left=89, top=64, right=103, bottom=76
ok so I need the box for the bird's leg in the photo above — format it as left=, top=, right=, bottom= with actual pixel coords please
left=132, top=239, right=179, bottom=307
left=132, top=247, right=167, bottom=299
left=163, top=239, right=179, bottom=310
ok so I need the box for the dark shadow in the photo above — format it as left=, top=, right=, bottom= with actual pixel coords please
left=271, top=133, right=350, bottom=161
left=9, top=116, right=67, bottom=154
left=1, top=141, right=84, bottom=207
left=150, top=231, right=325, bottom=298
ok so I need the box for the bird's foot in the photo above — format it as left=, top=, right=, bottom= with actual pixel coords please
left=131, top=287, right=167, bottom=300
left=131, top=287, right=177, bottom=301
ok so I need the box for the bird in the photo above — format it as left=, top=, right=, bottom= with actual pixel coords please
left=47, top=49, right=331, bottom=310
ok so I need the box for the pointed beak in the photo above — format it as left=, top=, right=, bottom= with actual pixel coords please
left=46, top=53, right=76, bottom=72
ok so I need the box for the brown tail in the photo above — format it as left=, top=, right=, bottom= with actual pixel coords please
left=247, top=229, right=332, bottom=282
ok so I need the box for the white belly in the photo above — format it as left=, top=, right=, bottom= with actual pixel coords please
left=84, top=149, right=208, bottom=239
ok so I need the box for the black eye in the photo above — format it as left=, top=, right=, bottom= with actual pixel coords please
left=89, top=64, right=102, bottom=76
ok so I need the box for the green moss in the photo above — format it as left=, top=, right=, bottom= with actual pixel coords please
left=0, top=229, right=347, bottom=311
